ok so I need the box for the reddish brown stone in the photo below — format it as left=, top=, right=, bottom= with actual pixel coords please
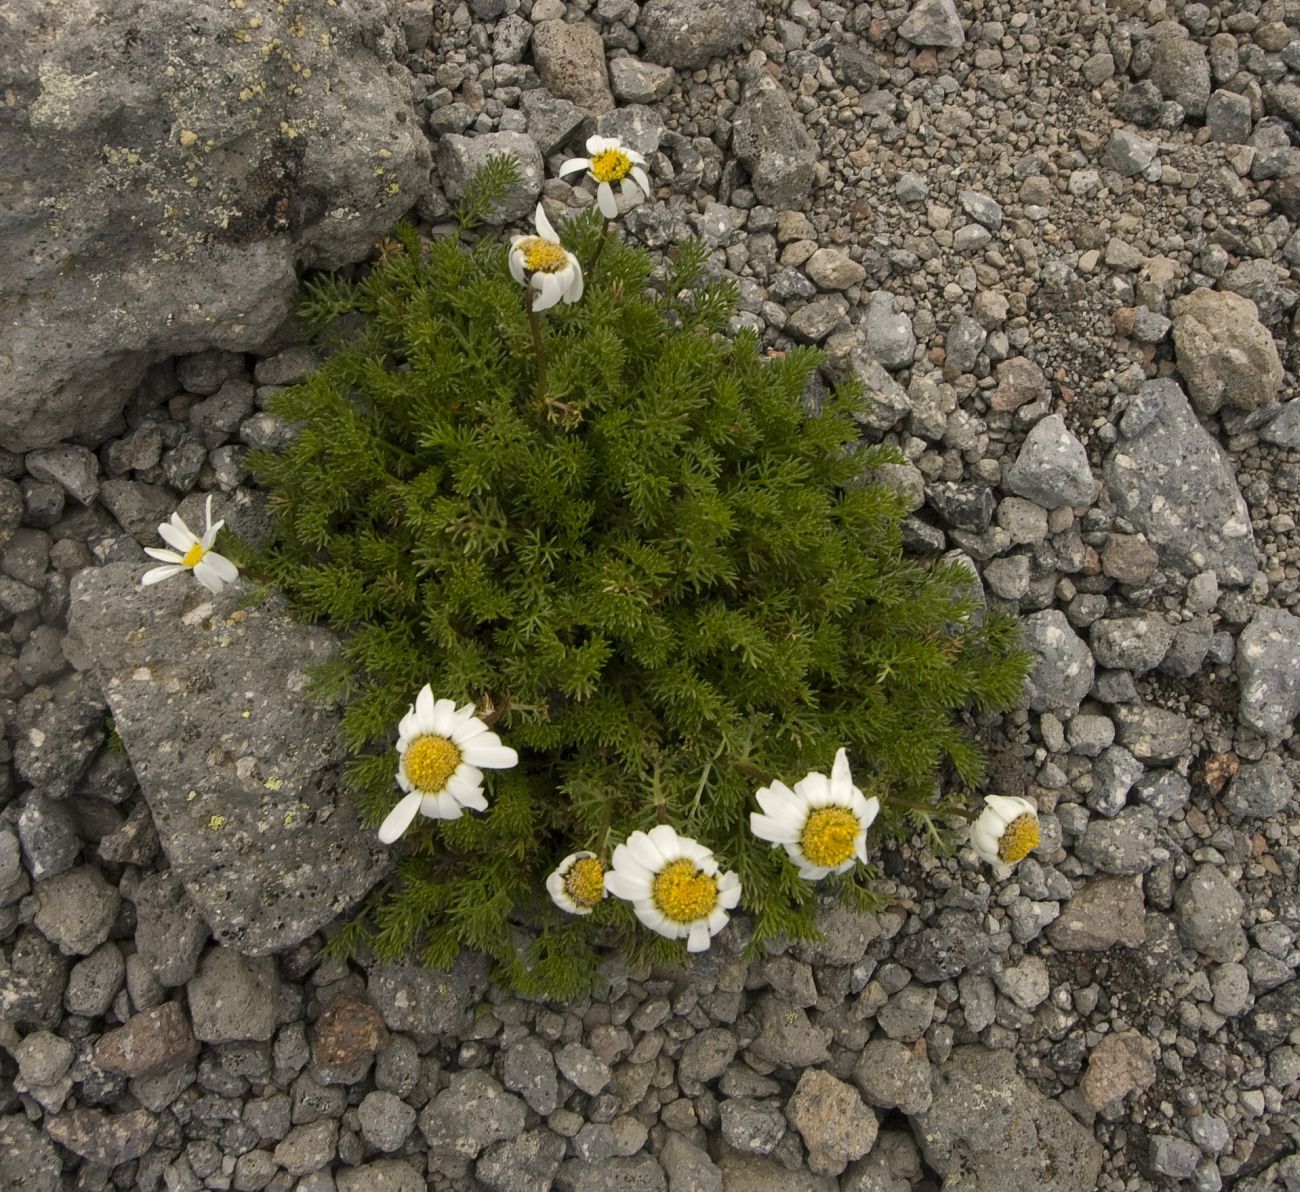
left=1199, top=752, right=1239, bottom=797
left=1080, top=1030, right=1158, bottom=1109
left=991, top=356, right=1048, bottom=412
left=1101, top=533, right=1159, bottom=585
left=311, top=994, right=389, bottom=1067
left=94, top=1001, right=199, bottom=1079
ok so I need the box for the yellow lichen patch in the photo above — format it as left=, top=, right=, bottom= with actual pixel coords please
left=178, top=129, right=199, bottom=147
left=265, top=776, right=285, bottom=791
left=208, top=814, right=227, bottom=831
left=997, top=813, right=1040, bottom=863
left=279, top=121, right=300, bottom=139
left=403, top=735, right=462, bottom=794
left=651, top=859, right=719, bottom=925
left=565, top=858, right=606, bottom=908
left=248, top=14, right=263, bottom=27
left=799, top=806, right=860, bottom=868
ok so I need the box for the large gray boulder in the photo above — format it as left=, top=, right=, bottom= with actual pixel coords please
left=68, top=561, right=389, bottom=954
left=637, top=0, right=762, bottom=69
left=1104, top=380, right=1256, bottom=585
left=731, top=76, right=818, bottom=209
left=912, top=1048, right=1102, bottom=1190
left=1, top=0, right=431, bottom=451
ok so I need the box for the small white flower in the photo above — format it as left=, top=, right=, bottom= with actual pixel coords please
left=141, top=495, right=240, bottom=595
left=749, top=749, right=881, bottom=880
left=970, top=794, right=1040, bottom=878
left=508, top=203, right=584, bottom=312
left=558, top=135, right=652, bottom=220
left=604, top=825, right=741, bottom=953
left=377, top=686, right=519, bottom=844
left=546, top=851, right=606, bottom=915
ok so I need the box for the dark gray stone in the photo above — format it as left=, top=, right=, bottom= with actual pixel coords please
left=367, top=950, right=490, bottom=1039
left=0, top=1114, right=63, bottom=1192
left=418, top=1070, right=526, bottom=1159
left=732, top=76, right=817, bottom=209
left=865, top=292, right=918, bottom=370
left=1020, top=610, right=1094, bottom=715
left=436, top=133, right=544, bottom=226
left=893, top=909, right=990, bottom=981
left=0, top=0, right=430, bottom=453
left=14, top=673, right=106, bottom=799
left=502, top=1037, right=560, bottom=1115
left=130, top=871, right=209, bottom=987
left=1088, top=745, right=1143, bottom=816
left=1075, top=807, right=1157, bottom=875
left=912, top=1047, right=1102, bottom=1190
left=33, top=866, right=119, bottom=956
left=1236, top=606, right=1300, bottom=737
left=1150, top=35, right=1211, bottom=118
left=1105, top=380, right=1256, bottom=585
left=899, top=0, right=964, bottom=48
left=188, top=947, right=279, bottom=1043
left=720, top=1097, right=786, bottom=1155
left=17, top=794, right=80, bottom=881
left=1174, top=865, right=1246, bottom=963
left=637, top=0, right=761, bottom=68
left=476, top=1129, right=567, bottom=1192
left=1225, top=755, right=1294, bottom=819
left=852, top=1039, right=932, bottom=1114
left=69, top=562, right=389, bottom=955
left=1089, top=615, right=1173, bottom=674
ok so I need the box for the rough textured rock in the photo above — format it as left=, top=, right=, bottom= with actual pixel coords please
left=1, top=0, right=431, bottom=451
left=1004, top=414, right=1094, bottom=509
left=731, top=76, right=818, bottom=209
left=44, top=1107, right=159, bottom=1168
left=1104, top=380, right=1256, bottom=585
left=187, top=948, right=279, bottom=1042
left=1046, top=876, right=1146, bottom=951
left=785, top=1068, right=878, bottom=1176
left=366, top=950, right=491, bottom=1039
left=1020, top=609, right=1095, bottom=715
left=1174, top=865, right=1247, bottom=963
left=637, top=0, right=762, bottom=69
left=68, top=561, right=389, bottom=954
left=1172, top=290, right=1283, bottom=415
left=419, top=1070, right=527, bottom=1159
left=1079, top=1030, right=1159, bottom=1110
left=912, top=1047, right=1102, bottom=1191
left=898, top=0, right=965, bottom=49
left=0, top=1115, right=63, bottom=1192
left=1150, top=33, right=1211, bottom=118
left=436, top=132, right=544, bottom=226
left=33, top=866, right=119, bottom=956
left=852, top=1039, right=933, bottom=1115
left=1235, top=607, right=1300, bottom=738
left=530, top=22, right=614, bottom=115
left=93, top=1001, right=200, bottom=1078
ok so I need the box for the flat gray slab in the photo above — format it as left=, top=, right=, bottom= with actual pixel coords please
left=69, top=562, right=388, bottom=955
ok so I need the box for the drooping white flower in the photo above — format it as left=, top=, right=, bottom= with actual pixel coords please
left=604, top=825, right=741, bottom=953
left=377, top=686, right=518, bottom=844
left=508, top=204, right=584, bottom=312
left=970, top=794, right=1040, bottom=878
left=749, top=748, right=881, bottom=880
left=558, top=136, right=652, bottom=220
left=546, top=851, right=606, bottom=915
left=141, top=494, right=240, bottom=595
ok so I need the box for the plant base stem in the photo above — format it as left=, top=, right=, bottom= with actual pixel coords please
left=525, top=288, right=547, bottom=402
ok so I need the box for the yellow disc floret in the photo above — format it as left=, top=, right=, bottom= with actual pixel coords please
left=182, top=543, right=207, bottom=568
left=403, top=734, right=462, bottom=794
left=652, top=858, right=719, bottom=924
left=522, top=238, right=569, bottom=273
left=590, top=147, right=632, bottom=184
left=799, top=807, right=861, bottom=868
left=997, top=813, right=1040, bottom=863
left=565, top=858, right=606, bottom=908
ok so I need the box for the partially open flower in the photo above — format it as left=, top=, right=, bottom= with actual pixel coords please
left=558, top=135, right=652, bottom=219
left=141, top=495, right=240, bottom=595
left=377, top=686, right=518, bottom=844
left=750, top=748, right=880, bottom=880
left=970, top=794, right=1040, bottom=877
left=604, top=825, right=741, bottom=952
left=546, top=851, right=606, bottom=915
left=508, top=204, right=584, bottom=312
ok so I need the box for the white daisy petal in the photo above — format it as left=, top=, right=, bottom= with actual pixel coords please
left=558, top=157, right=590, bottom=177
left=597, top=181, right=618, bottom=219
left=461, top=741, right=518, bottom=770
left=454, top=786, right=489, bottom=813
left=628, top=832, right=667, bottom=870
left=157, top=521, right=193, bottom=553
left=430, top=698, right=457, bottom=736
left=686, top=923, right=711, bottom=952
left=144, top=547, right=184, bottom=564
left=377, top=791, right=423, bottom=844
left=415, top=685, right=436, bottom=723
left=534, top=203, right=558, bottom=243
left=202, top=552, right=240, bottom=584
left=508, top=248, right=526, bottom=284
left=750, top=812, right=799, bottom=846
left=420, top=793, right=463, bottom=820
left=141, top=565, right=185, bottom=586
left=604, top=870, right=648, bottom=901
left=646, top=824, right=684, bottom=862
left=585, top=135, right=610, bottom=154
left=532, top=272, right=560, bottom=312
left=192, top=563, right=226, bottom=594
left=564, top=258, right=584, bottom=303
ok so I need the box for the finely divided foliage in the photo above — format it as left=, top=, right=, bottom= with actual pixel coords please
left=247, top=159, right=1028, bottom=997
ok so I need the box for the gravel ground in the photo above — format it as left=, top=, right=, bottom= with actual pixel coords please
left=2, top=0, right=1300, bottom=1189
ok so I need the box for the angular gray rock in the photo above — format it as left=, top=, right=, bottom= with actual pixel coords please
left=476, top=1130, right=567, bottom=1192
left=785, top=1068, right=878, bottom=1177
left=530, top=21, right=613, bottom=115
left=899, top=0, right=965, bottom=48
left=1172, top=290, right=1282, bottom=415
left=33, top=866, right=119, bottom=957
left=419, top=1070, right=527, bottom=1159
left=1236, top=607, right=1300, bottom=738
left=852, top=1039, right=932, bottom=1114
left=731, top=76, right=818, bottom=209
left=1225, top=756, right=1294, bottom=819
left=637, top=0, right=762, bottom=69
left=1020, top=609, right=1095, bottom=715
left=1046, top=876, right=1146, bottom=951
left=1104, top=380, right=1256, bottom=585
left=367, top=950, right=490, bottom=1039
left=1101, top=129, right=1158, bottom=178
left=187, top=947, right=279, bottom=1043
left=68, top=561, right=389, bottom=955
left=1089, top=615, right=1174, bottom=675
left=912, top=1047, right=1102, bottom=1191
left=1150, top=34, right=1211, bottom=118
left=436, top=133, right=544, bottom=226
left=1005, top=415, right=1094, bottom=509
left=1, top=0, right=430, bottom=451
left=865, top=293, right=918, bottom=371
left=1174, top=865, right=1246, bottom=963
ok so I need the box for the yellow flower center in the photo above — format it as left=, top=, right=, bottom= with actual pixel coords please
left=997, top=813, right=1040, bottom=863
left=800, top=807, right=861, bottom=868
left=565, top=858, right=606, bottom=908
left=403, top=734, right=461, bottom=794
left=651, top=858, right=719, bottom=925
left=182, top=543, right=207, bottom=568
left=590, top=147, right=632, bottom=184
left=522, top=238, right=569, bottom=274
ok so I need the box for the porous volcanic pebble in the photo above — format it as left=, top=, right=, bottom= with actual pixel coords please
left=94, top=1001, right=200, bottom=1078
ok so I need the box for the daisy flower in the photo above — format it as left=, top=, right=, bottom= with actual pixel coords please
left=546, top=851, right=606, bottom=915
left=970, top=795, right=1040, bottom=878
left=141, top=495, right=240, bottom=595
left=604, top=825, right=741, bottom=953
left=749, top=749, right=881, bottom=880
left=558, top=136, right=651, bottom=219
left=508, top=204, right=584, bottom=312
left=377, top=686, right=518, bottom=844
